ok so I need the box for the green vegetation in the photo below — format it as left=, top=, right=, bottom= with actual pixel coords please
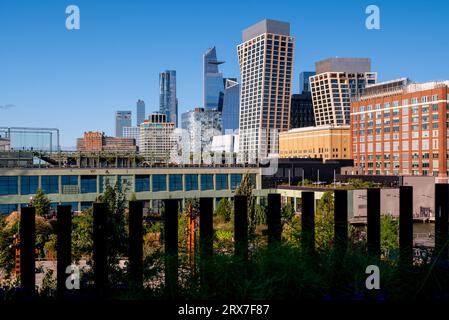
left=214, top=198, right=233, bottom=223
left=32, top=188, right=51, bottom=216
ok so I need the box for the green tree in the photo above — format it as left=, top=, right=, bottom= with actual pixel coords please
left=315, top=191, right=334, bottom=249
left=254, top=204, right=267, bottom=226
left=381, top=215, right=399, bottom=258
left=235, top=174, right=256, bottom=235
left=32, top=188, right=51, bottom=216
left=72, top=209, right=93, bottom=261
left=214, top=198, right=233, bottom=223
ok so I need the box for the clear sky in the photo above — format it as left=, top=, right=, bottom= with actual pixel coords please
left=1, top=0, right=448, bottom=148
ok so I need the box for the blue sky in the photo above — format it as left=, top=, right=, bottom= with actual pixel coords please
left=1, top=0, right=448, bottom=147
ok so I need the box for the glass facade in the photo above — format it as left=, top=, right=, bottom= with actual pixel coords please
left=118, top=175, right=132, bottom=192
left=0, top=204, right=18, bottom=214
left=135, top=175, right=150, bottom=192
left=222, top=79, right=240, bottom=132
left=80, top=176, right=97, bottom=193
left=203, top=47, right=224, bottom=111
left=200, top=174, right=214, bottom=190
left=0, top=176, right=18, bottom=195
left=152, top=174, right=167, bottom=192
left=215, top=174, right=228, bottom=190
left=41, top=175, right=59, bottom=194
left=20, top=176, right=38, bottom=195
left=185, top=174, right=198, bottom=191
left=159, top=70, right=178, bottom=126
left=169, top=174, right=183, bottom=191
left=230, top=174, right=242, bottom=191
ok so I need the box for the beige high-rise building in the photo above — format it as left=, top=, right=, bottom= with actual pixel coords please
left=310, top=58, right=377, bottom=126
left=237, top=19, right=295, bottom=163
left=139, top=113, right=175, bottom=163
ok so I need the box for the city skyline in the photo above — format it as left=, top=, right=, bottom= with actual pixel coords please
left=1, top=0, right=449, bottom=147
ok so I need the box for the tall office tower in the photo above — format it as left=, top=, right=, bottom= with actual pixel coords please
left=237, top=19, right=295, bottom=163
left=123, top=126, right=140, bottom=147
left=136, top=99, right=146, bottom=126
left=222, top=78, right=240, bottom=132
left=203, top=47, right=225, bottom=111
left=299, top=71, right=315, bottom=94
left=290, top=93, right=315, bottom=128
left=310, top=57, right=377, bottom=126
left=115, top=111, right=132, bottom=137
left=351, top=78, right=449, bottom=179
left=139, top=113, right=175, bottom=162
left=159, top=70, right=178, bottom=127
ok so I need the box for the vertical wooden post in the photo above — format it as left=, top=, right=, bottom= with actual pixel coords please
left=164, top=199, right=179, bottom=298
left=20, top=206, right=35, bottom=296
left=334, top=190, right=348, bottom=252
left=234, top=195, right=248, bottom=260
left=399, top=186, right=413, bottom=266
left=367, top=188, right=381, bottom=258
left=128, top=201, right=143, bottom=289
left=93, top=202, right=108, bottom=294
left=267, top=193, right=281, bottom=245
left=435, top=184, right=449, bottom=261
left=301, top=192, right=315, bottom=253
left=56, top=205, right=72, bottom=297
left=200, top=198, right=214, bottom=257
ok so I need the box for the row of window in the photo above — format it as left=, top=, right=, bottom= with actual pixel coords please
left=0, top=174, right=246, bottom=196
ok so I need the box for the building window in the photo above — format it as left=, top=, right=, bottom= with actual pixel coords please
left=169, top=175, right=183, bottom=191
left=152, top=175, right=167, bottom=192
left=185, top=174, right=198, bottom=191
left=80, top=176, right=97, bottom=193
left=60, top=202, right=78, bottom=212
left=80, top=202, right=93, bottom=211
left=216, top=174, right=228, bottom=190
left=41, top=176, right=58, bottom=194
left=20, top=176, right=39, bottom=195
left=230, top=174, right=242, bottom=191
left=200, top=174, right=214, bottom=191
left=135, top=175, right=150, bottom=192
left=61, top=175, right=79, bottom=194
left=0, top=204, right=18, bottom=215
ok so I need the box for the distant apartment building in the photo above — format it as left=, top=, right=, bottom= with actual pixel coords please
left=237, top=19, right=295, bottom=163
left=222, top=78, right=240, bottom=132
left=159, top=70, right=178, bottom=127
left=136, top=99, right=146, bottom=126
left=211, top=133, right=240, bottom=153
left=139, top=113, right=175, bottom=162
left=77, top=131, right=137, bottom=152
left=181, top=107, right=222, bottom=156
left=310, top=58, right=377, bottom=126
left=123, top=126, right=140, bottom=147
left=115, top=111, right=132, bottom=137
left=350, top=78, right=449, bottom=179
left=279, top=125, right=350, bottom=160
left=290, top=93, right=315, bottom=128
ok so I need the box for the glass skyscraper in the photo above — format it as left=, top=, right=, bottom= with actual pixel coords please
left=136, top=99, right=145, bottom=126
left=115, top=111, right=132, bottom=137
left=222, top=78, right=240, bottom=133
left=299, top=71, right=315, bottom=94
left=203, top=47, right=225, bottom=111
left=159, top=70, right=178, bottom=127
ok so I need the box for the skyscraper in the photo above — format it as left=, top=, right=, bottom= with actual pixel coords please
left=115, top=111, right=132, bottom=137
left=136, top=99, right=146, bottom=126
left=159, top=70, right=178, bottom=127
left=203, top=47, right=225, bottom=111
left=140, top=113, right=175, bottom=162
left=222, top=78, right=240, bottom=133
left=237, top=19, right=295, bottom=163
left=290, top=93, right=315, bottom=128
left=299, top=71, right=315, bottom=94
left=310, top=58, right=377, bottom=126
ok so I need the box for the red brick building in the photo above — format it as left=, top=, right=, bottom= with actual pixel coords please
left=350, top=78, right=449, bottom=180
left=76, top=131, right=137, bottom=153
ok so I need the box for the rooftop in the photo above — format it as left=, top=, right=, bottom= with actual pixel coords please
left=242, top=19, right=290, bottom=42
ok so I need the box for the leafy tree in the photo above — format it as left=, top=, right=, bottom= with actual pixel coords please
left=32, top=188, right=51, bottom=216
left=72, top=209, right=93, bottom=261
left=346, top=178, right=376, bottom=189
left=97, top=183, right=128, bottom=270
left=281, top=203, right=294, bottom=223
left=254, top=204, right=267, bottom=226
left=214, top=198, right=232, bottom=223
left=235, top=174, right=256, bottom=235
left=381, top=215, right=399, bottom=258
left=315, top=191, right=334, bottom=249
